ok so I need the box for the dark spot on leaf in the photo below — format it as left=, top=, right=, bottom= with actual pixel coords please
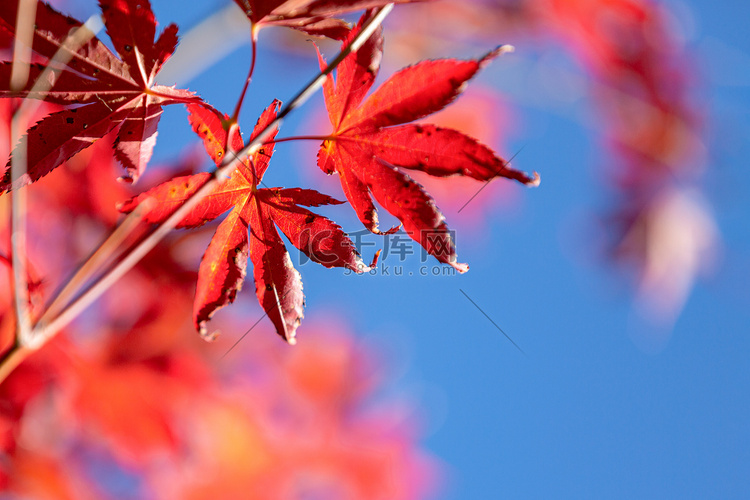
left=265, top=284, right=273, bottom=291
left=305, top=214, right=315, bottom=224
left=415, top=125, right=423, bottom=134
left=66, top=117, right=74, bottom=124
left=82, top=124, right=88, bottom=129
left=124, top=45, right=133, bottom=52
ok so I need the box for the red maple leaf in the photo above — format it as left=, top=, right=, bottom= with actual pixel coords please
left=118, top=101, right=372, bottom=342
left=316, top=12, right=540, bottom=272
left=233, top=0, right=428, bottom=38
left=0, top=0, right=197, bottom=191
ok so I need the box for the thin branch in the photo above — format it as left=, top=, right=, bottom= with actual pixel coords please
left=0, top=341, right=30, bottom=384
left=9, top=14, right=104, bottom=349
left=35, top=199, right=155, bottom=328
left=9, top=0, right=38, bottom=358
left=231, top=24, right=259, bottom=122
left=9, top=0, right=37, bottom=91
left=31, top=4, right=395, bottom=345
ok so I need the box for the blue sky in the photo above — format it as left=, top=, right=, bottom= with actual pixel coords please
left=65, top=0, right=750, bottom=497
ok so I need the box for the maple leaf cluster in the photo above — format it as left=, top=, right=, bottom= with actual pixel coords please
left=0, top=0, right=196, bottom=186
left=0, top=132, right=439, bottom=498
left=118, top=101, right=372, bottom=341
left=0, top=0, right=539, bottom=342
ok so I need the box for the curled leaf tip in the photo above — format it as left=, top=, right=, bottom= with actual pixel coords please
left=355, top=248, right=381, bottom=274
left=527, top=172, right=541, bottom=187
left=452, top=261, right=469, bottom=274
left=198, top=323, right=220, bottom=342
left=369, top=248, right=381, bottom=268
left=482, top=44, right=515, bottom=64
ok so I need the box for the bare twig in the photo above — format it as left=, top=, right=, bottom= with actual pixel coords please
left=0, top=340, right=30, bottom=383
left=232, top=24, right=259, bottom=122
left=9, top=0, right=36, bottom=91
left=9, top=13, right=104, bottom=349
left=35, top=199, right=155, bottom=328
left=9, top=0, right=39, bottom=356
